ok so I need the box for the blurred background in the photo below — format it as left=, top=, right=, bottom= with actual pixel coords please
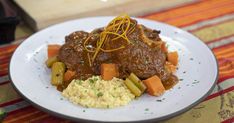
left=0, top=0, right=196, bottom=45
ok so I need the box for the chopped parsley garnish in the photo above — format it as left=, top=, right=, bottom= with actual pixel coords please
left=93, top=78, right=98, bottom=81
left=83, top=110, right=86, bottom=112
left=0, top=109, right=6, bottom=115
left=76, top=80, right=82, bottom=85
left=192, top=81, right=200, bottom=84
left=89, top=79, right=95, bottom=84
left=166, top=44, right=170, bottom=48
left=89, top=77, right=98, bottom=84
left=179, top=79, right=184, bottom=81
left=107, top=105, right=110, bottom=108
left=145, top=108, right=149, bottom=111
left=80, top=76, right=84, bottom=80
left=0, top=109, right=6, bottom=120
left=97, top=92, right=103, bottom=97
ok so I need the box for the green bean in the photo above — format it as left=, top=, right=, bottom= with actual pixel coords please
left=46, top=55, right=59, bottom=68
left=124, top=78, right=142, bottom=97
left=51, top=62, right=65, bottom=86
left=128, top=73, right=146, bottom=92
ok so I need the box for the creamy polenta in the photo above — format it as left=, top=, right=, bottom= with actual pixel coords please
left=62, top=76, right=135, bottom=108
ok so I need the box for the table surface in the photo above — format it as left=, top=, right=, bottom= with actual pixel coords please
left=1, top=0, right=234, bottom=122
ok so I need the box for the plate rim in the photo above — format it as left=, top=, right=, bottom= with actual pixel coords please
left=9, top=16, right=219, bottom=123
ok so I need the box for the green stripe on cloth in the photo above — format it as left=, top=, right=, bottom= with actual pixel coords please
left=0, top=84, right=21, bottom=105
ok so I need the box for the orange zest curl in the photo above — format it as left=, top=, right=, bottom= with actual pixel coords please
left=83, top=14, right=136, bottom=66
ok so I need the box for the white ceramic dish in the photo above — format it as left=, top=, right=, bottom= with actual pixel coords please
left=9, top=17, right=218, bottom=122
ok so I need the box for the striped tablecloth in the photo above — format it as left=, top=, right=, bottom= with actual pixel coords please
left=1, top=0, right=234, bottom=122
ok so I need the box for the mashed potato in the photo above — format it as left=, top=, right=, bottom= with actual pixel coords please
left=62, top=76, right=135, bottom=108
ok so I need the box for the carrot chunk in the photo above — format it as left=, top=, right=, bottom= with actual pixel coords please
left=101, top=63, right=119, bottom=80
left=47, top=44, right=61, bottom=58
left=161, top=42, right=168, bottom=53
left=165, top=61, right=177, bottom=73
left=64, top=70, right=76, bottom=82
left=143, top=75, right=165, bottom=96
left=167, top=51, right=178, bottom=66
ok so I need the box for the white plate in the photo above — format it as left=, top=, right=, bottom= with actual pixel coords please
left=9, top=17, right=218, bottom=122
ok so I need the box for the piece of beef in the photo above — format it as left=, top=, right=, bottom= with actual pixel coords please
left=58, top=31, right=94, bottom=79
left=58, top=19, right=178, bottom=88
left=106, top=24, right=170, bottom=81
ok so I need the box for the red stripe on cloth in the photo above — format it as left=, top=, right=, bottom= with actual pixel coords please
left=218, top=75, right=234, bottom=84
left=218, top=58, right=234, bottom=67
left=26, top=115, right=50, bottom=123
left=0, top=48, right=15, bottom=57
left=143, top=0, right=234, bottom=27
left=0, top=68, right=9, bottom=73
left=3, top=106, right=38, bottom=122
left=213, top=42, right=234, bottom=52
left=219, top=62, right=234, bottom=72
left=6, top=105, right=34, bottom=115
left=0, top=63, right=9, bottom=70
left=0, top=45, right=18, bottom=52
left=0, top=48, right=15, bottom=55
left=0, top=67, right=8, bottom=72
left=0, top=80, right=10, bottom=85
left=33, top=116, right=69, bottom=123
left=0, top=54, right=12, bottom=61
left=0, top=59, right=11, bottom=67
left=172, top=10, right=234, bottom=27
left=204, top=86, right=234, bottom=101
left=0, top=72, right=8, bottom=77
left=0, top=58, right=11, bottom=65
left=9, top=111, right=48, bottom=123
left=222, top=117, right=234, bottom=123
left=0, top=98, right=23, bottom=107
left=163, top=1, right=234, bottom=22
left=140, top=0, right=202, bottom=18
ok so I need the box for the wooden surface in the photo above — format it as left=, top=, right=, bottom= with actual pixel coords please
left=14, top=0, right=195, bottom=31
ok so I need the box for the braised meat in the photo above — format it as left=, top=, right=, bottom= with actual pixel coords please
left=58, top=19, right=178, bottom=89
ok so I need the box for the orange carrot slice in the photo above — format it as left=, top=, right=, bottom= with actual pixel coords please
left=161, top=42, right=168, bottom=53
left=165, top=61, right=177, bottom=73
left=48, top=44, right=61, bottom=58
left=143, top=75, right=165, bottom=96
left=101, top=63, right=119, bottom=81
left=167, top=51, right=178, bottom=66
left=63, top=70, right=76, bottom=82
